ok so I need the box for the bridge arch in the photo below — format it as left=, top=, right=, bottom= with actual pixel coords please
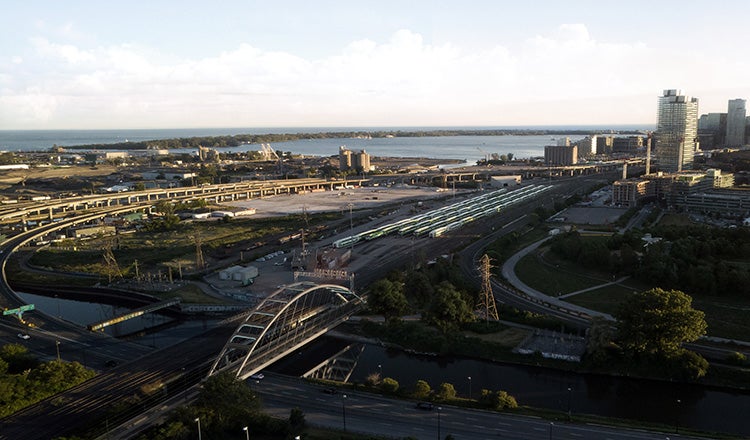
left=209, top=282, right=362, bottom=379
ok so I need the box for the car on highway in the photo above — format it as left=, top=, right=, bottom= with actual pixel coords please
left=250, top=372, right=265, bottom=380
left=322, top=387, right=338, bottom=395
left=415, top=402, right=434, bottom=410
left=17, top=333, right=30, bottom=340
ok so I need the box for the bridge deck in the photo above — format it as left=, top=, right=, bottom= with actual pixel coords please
left=87, top=297, right=181, bottom=331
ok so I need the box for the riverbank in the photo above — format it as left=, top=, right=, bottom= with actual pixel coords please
left=324, top=326, right=747, bottom=439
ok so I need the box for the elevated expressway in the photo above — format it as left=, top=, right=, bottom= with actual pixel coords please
left=0, top=182, right=366, bottom=439
left=0, top=177, right=367, bottom=224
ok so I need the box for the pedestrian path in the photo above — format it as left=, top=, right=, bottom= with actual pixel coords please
left=500, top=237, right=613, bottom=320
left=558, top=276, right=630, bottom=299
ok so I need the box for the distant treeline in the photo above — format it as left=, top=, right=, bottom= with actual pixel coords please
left=63, top=129, right=644, bottom=151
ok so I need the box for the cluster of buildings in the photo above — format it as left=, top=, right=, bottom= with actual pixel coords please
left=611, top=90, right=750, bottom=217
left=544, top=91, right=748, bottom=170
left=544, top=135, right=652, bottom=166
left=338, top=146, right=371, bottom=172
left=698, top=98, right=748, bottom=149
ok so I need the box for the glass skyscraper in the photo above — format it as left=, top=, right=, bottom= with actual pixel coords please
left=726, top=99, right=747, bottom=147
left=655, top=89, right=699, bottom=172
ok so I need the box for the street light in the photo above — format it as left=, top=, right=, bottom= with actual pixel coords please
left=567, top=387, right=572, bottom=421
left=467, top=376, right=472, bottom=400
left=55, top=340, right=60, bottom=361
left=549, top=422, right=553, bottom=440
left=242, top=426, right=249, bottom=440
left=194, top=417, right=201, bottom=440
left=342, top=394, right=347, bottom=432
left=437, top=406, right=442, bottom=440
left=675, top=399, right=681, bottom=434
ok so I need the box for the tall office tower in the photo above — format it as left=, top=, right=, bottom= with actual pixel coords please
left=655, top=89, right=699, bottom=172
left=726, top=99, right=747, bottom=146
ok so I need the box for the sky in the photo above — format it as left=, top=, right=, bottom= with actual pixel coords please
left=1, top=0, right=749, bottom=130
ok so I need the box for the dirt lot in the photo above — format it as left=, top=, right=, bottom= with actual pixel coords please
left=0, top=165, right=119, bottom=195
left=226, top=184, right=462, bottom=218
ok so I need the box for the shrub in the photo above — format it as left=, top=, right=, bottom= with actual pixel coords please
left=436, top=382, right=456, bottom=401
left=380, top=377, right=399, bottom=394
left=412, top=380, right=431, bottom=399
left=479, top=389, right=518, bottom=410
left=726, top=351, right=747, bottom=366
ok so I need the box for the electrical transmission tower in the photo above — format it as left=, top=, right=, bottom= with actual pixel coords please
left=194, top=234, right=205, bottom=270
left=102, top=242, right=123, bottom=283
left=477, top=254, right=499, bottom=322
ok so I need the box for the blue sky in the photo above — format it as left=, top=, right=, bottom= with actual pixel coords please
left=1, top=1, right=748, bottom=129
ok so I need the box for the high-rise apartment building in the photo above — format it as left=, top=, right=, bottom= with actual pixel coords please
left=544, top=145, right=578, bottom=166
left=655, top=89, right=699, bottom=172
left=726, top=99, right=747, bottom=147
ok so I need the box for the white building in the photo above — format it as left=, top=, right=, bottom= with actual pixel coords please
left=655, top=89, right=699, bottom=172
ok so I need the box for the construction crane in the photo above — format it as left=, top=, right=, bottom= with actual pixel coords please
left=476, top=146, right=491, bottom=163
left=260, top=143, right=280, bottom=161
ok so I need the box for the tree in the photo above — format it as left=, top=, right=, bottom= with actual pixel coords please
left=0, top=344, right=38, bottom=373
left=367, top=279, right=408, bottom=322
left=195, top=371, right=260, bottom=430
left=424, top=281, right=474, bottom=333
left=616, top=288, right=707, bottom=355
left=479, top=389, right=518, bottom=410
left=404, top=271, right=434, bottom=307
left=27, top=360, right=95, bottom=394
left=380, top=377, right=399, bottom=394
left=411, top=379, right=431, bottom=399
left=288, top=407, right=306, bottom=433
left=436, top=382, right=456, bottom=401
left=585, top=317, right=616, bottom=365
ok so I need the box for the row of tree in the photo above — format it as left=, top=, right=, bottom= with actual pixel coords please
left=363, top=374, right=518, bottom=411
left=549, top=228, right=750, bottom=298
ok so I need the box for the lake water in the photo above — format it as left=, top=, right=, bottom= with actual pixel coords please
left=0, top=126, right=649, bottom=163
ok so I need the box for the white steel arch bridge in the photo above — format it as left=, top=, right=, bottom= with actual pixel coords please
left=208, top=282, right=364, bottom=380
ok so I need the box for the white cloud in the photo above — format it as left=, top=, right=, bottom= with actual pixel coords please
left=2, top=24, right=749, bottom=129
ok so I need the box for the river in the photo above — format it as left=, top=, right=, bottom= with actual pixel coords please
left=271, top=335, right=750, bottom=437
left=18, top=291, right=747, bottom=437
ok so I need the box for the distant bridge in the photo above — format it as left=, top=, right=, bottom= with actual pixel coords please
left=209, top=282, right=364, bottom=380
left=87, top=297, right=181, bottom=331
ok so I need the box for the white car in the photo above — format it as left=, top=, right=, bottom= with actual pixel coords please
left=17, top=333, right=30, bottom=340
left=249, top=372, right=265, bottom=380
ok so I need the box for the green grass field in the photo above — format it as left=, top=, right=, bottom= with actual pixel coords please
left=511, top=235, right=750, bottom=340
left=514, top=252, right=608, bottom=296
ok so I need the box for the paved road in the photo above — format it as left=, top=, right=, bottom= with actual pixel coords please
left=259, top=374, right=702, bottom=440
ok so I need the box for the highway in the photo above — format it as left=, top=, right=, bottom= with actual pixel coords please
left=258, top=374, right=701, bottom=440
left=0, top=172, right=631, bottom=438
